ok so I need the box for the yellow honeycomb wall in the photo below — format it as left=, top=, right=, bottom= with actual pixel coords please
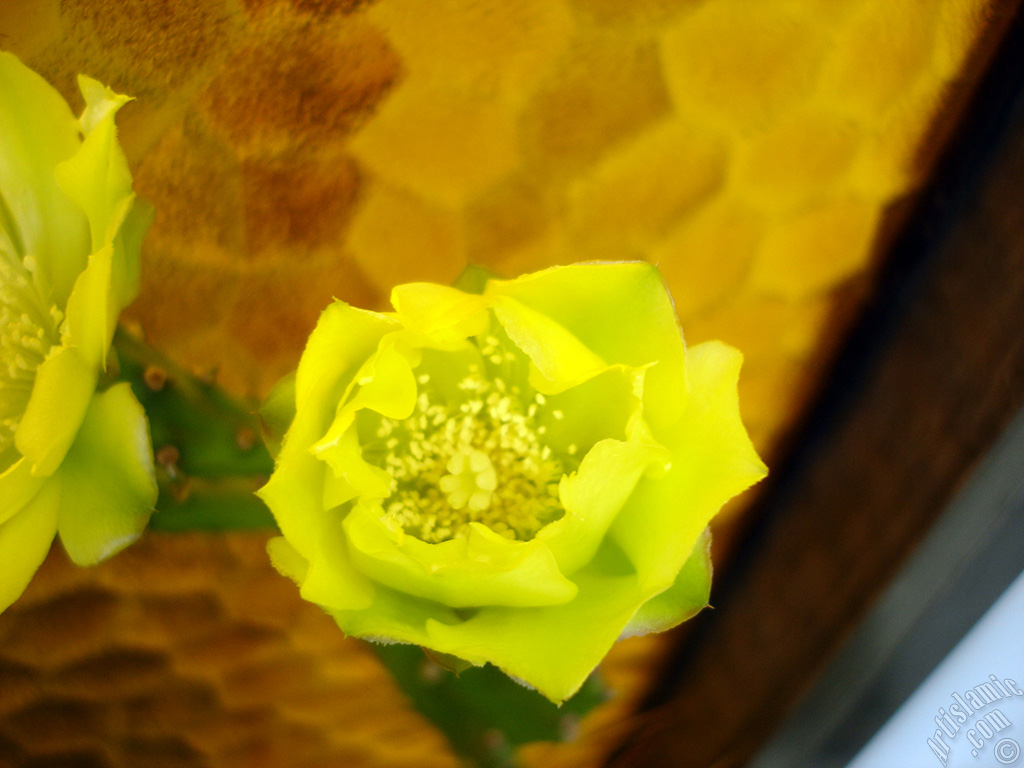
left=0, top=534, right=462, bottom=768
left=344, top=0, right=1000, bottom=453
left=0, top=0, right=1000, bottom=448
left=0, top=1, right=1009, bottom=766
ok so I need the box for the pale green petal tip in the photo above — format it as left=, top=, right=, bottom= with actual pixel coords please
left=54, top=83, right=136, bottom=257
left=390, top=282, right=489, bottom=342
left=688, top=340, right=769, bottom=481
left=77, top=74, right=133, bottom=136
left=268, top=536, right=310, bottom=586
left=621, top=529, right=713, bottom=639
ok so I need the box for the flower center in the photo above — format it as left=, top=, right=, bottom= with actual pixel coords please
left=0, top=250, right=60, bottom=456
left=368, top=343, right=569, bottom=544
left=439, top=448, right=497, bottom=513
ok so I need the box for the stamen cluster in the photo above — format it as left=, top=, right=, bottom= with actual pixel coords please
left=371, top=337, right=568, bottom=543
left=0, top=252, right=60, bottom=456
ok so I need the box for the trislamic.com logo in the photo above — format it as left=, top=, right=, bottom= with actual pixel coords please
left=928, top=675, right=1022, bottom=765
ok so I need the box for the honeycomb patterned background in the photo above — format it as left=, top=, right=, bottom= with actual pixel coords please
left=0, top=0, right=1007, bottom=765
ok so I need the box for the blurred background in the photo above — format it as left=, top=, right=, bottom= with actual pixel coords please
left=0, top=1, right=1021, bottom=766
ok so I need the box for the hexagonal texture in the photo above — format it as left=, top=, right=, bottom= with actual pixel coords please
left=0, top=536, right=461, bottom=768
left=4, top=0, right=997, bottom=417
left=0, top=536, right=664, bottom=768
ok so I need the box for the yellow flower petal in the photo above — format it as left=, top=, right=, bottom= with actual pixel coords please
left=15, top=345, right=96, bottom=478
left=56, top=383, right=157, bottom=566
left=61, top=243, right=114, bottom=371
left=621, top=528, right=712, bottom=638
left=0, top=477, right=60, bottom=614
left=487, top=262, right=687, bottom=433
left=0, top=51, right=88, bottom=305
left=425, top=546, right=646, bottom=704
left=345, top=505, right=577, bottom=608
left=0, top=54, right=156, bottom=615
left=0, top=457, right=45, bottom=528
left=391, top=282, right=489, bottom=346
left=260, top=263, right=765, bottom=702
left=611, top=341, right=767, bottom=592
left=539, top=437, right=668, bottom=575
left=489, top=294, right=608, bottom=393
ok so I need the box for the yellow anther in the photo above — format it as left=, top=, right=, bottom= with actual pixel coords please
left=0, top=251, right=61, bottom=455
left=371, top=361, right=572, bottom=543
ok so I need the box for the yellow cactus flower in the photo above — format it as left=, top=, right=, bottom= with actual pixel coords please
left=259, top=262, right=766, bottom=703
left=0, top=53, right=157, bottom=614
